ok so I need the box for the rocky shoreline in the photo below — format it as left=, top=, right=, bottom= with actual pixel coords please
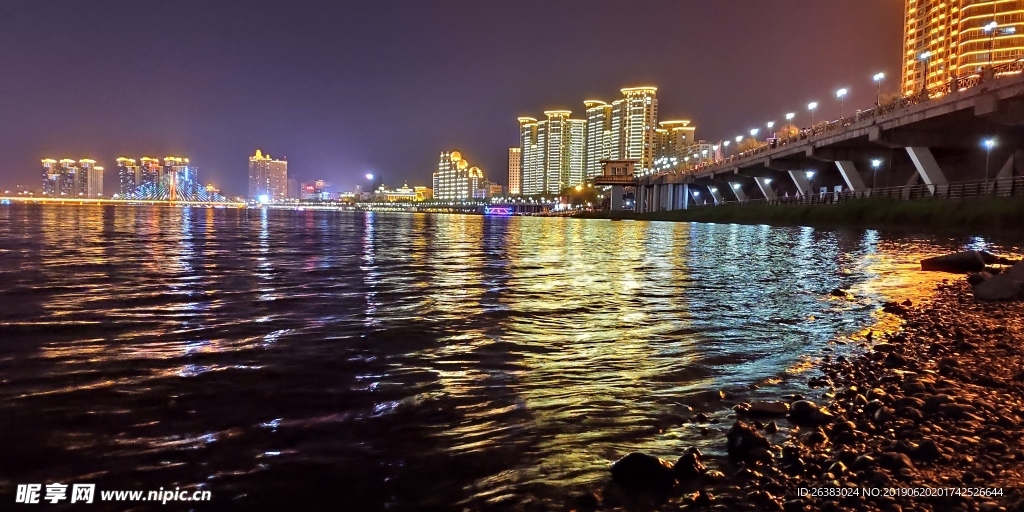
left=579, top=268, right=1024, bottom=512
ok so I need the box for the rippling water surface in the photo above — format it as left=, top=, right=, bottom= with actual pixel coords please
left=0, top=205, right=1019, bottom=510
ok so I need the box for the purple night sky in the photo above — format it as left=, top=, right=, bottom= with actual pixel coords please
left=0, top=0, right=903, bottom=196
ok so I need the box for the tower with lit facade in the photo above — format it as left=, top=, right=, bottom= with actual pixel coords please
left=654, top=120, right=696, bottom=162
left=508, top=147, right=521, bottom=195
left=433, top=151, right=489, bottom=200
left=902, top=0, right=1024, bottom=96
left=248, top=149, right=288, bottom=201
left=613, top=87, right=658, bottom=176
left=516, top=111, right=586, bottom=195
left=584, top=100, right=614, bottom=178
left=116, top=157, right=140, bottom=196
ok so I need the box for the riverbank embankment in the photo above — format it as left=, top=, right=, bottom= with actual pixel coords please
left=576, top=197, right=1024, bottom=234
left=586, top=263, right=1024, bottom=512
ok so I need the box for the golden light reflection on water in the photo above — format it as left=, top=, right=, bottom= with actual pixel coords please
left=1, top=205, right=1022, bottom=508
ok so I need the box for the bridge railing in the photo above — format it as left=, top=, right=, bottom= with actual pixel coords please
left=678, top=176, right=1024, bottom=209
left=653, top=58, right=1024, bottom=181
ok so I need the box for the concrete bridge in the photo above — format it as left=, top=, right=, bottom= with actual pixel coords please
left=635, top=60, right=1024, bottom=212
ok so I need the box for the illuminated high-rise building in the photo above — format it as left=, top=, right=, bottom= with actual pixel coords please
left=584, top=100, right=614, bottom=178
left=433, top=150, right=487, bottom=201
left=248, top=149, right=288, bottom=201
left=902, top=0, right=1024, bottom=96
left=654, top=120, right=697, bottom=161
left=508, top=147, right=521, bottom=196
left=41, top=159, right=59, bottom=196
left=517, top=111, right=586, bottom=195
left=518, top=117, right=541, bottom=195
left=612, top=87, right=658, bottom=176
left=116, top=157, right=140, bottom=196
left=57, top=159, right=80, bottom=196
left=87, top=165, right=104, bottom=197
left=140, top=157, right=161, bottom=188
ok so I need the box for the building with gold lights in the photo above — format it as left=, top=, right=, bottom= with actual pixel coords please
left=433, top=151, right=494, bottom=200
left=508, top=147, right=521, bottom=195
left=248, top=149, right=288, bottom=202
left=41, top=158, right=104, bottom=198
left=902, top=0, right=1024, bottom=95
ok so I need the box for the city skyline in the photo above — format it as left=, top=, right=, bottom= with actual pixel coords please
left=1, top=1, right=903, bottom=196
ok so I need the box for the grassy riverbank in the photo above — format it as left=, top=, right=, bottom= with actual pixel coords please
left=577, top=197, right=1024, bottom=233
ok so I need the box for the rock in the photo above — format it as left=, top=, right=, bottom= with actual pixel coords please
left=765, top=420, right=779, bottom=434
left=882, top=302, right=910, bottom=315
left=789, top=400, right=832, bottom=425
left=973, top=273, right=1023, bottom=301
left=894, top=396, right=924, bottom=409
left=968, top=272, right=993, bottom=287
left=748, top=400, right=790, bottom=417
left=1007, top=260, right=1024, bottom=282
left=921, top=251, right=987, bottom=273
left=884, top=352, right=908, bottom=368
left=672, top=447, right=705, bottom=480
left=830, top=288, right=848, bottom=297
left=880, top=451, right=915, bottom=471
left=853, top=454, right=875, bottom=470
left=610, top=452, right=676, bottom=490
left=726, top=421, right=771, bottom=461
left=913, top=439, right=941, bottom=461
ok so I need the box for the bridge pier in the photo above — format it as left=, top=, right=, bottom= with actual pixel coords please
left=708, top=186, right=725, bottom=205
left=834, top=161, right=868, bottom=191
left=788, top=170, right=812, bottom=197
left=729, top=183, right=749, bottom=202
left=905, top=147, right=949, bottom=195
left=662, top=183, right=674, bottom=211
left=679, top=184, right=690, bottom=209
left=754, top=177, right=778, bottom=200
left=689, top=185, right=705, bottom=206
left=610, top=185, right=625, bottom=210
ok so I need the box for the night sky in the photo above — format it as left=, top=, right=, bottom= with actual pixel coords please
left=0, top=1, right=903, bottom=196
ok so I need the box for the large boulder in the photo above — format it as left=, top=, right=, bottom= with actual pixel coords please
left=747, top=400, right=790, bottom=417
left=921, top=251, right=987, bottom=273
left=672, top=447, right=706, bottom=480
left=1006, top=261, right=1024, bottom=283
left=973, top=273, right=1023, bottom=301
left=610, top=452, right=677, bottom=490
left=726, top=421, right=771, bottom=460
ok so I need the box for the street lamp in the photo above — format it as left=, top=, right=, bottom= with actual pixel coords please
left=871, top=159, right=882, bottom=189
left=873, top=72, right=885, bottom=106
left=984, top=22, right=1016, bottom=68
left=806, top=170, right=816, bottom=201
left=766, top=121, right=775, bottom=138
left=750, top=128, right=759, bottom=138
left=785, top=112, right=795, bottom=137
left=808, top=102, right=818, bottom=127
left=983, top=138, right=997, bottom=193
left=919, top=51, right=932, bottom=93
left=836, top=88, right=848, bottom=118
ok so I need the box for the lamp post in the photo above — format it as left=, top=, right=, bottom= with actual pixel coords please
left=750, top=128, right=759, bottom=139
left=806, top=170, right=816, bottom=202
left=871, top=159, right=882, bottom=190
left=836, top=88, right=848, bottom=119
left=767, top=121, right=775, bottom=138
left=983, top=138, right=996, bottom=193
left=873, top=73, right=885, bottom=106
left=785, top=112, right=795, bottom=137
left=919, top=51, right=932, bottom=93
left=984, top=22, right=1016, bottom=69
left=723, top=140, right=730, bottom=157
left=808, top=102, right=818, bottom=128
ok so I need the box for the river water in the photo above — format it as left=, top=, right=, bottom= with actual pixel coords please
left=0, top=205, right=1018, bottom=510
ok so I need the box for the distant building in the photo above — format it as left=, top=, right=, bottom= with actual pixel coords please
left=902, top=0, right=1024, bottom=95
left=116, top=157, right=140, bottom=197
left=377, top=182, right=418, bottom=202
left=616, top=87, right=659, bottom=176
left=287, top=178, right=299, bottom=199
left=517, top=111, right=586, bottom=196
left=433, top=151, right=487, bottom=201
left=248, top=149, right=288, bottom=202
left=414, top=186, right=432, bottom=202
left=41, top=159, right=58, bottom=196
left=584, top=100, right=614, bottom=179
left=508, top=147, right=521, bottom=195
left=300, top=179, right=331, bottom=200
left=87, top=165, right=104, bottom=197
left=487, top=183, right=503, bottom=197
left=654, top=120, right=696, bottom=162
left=39, top=159, right=104, bottom=198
